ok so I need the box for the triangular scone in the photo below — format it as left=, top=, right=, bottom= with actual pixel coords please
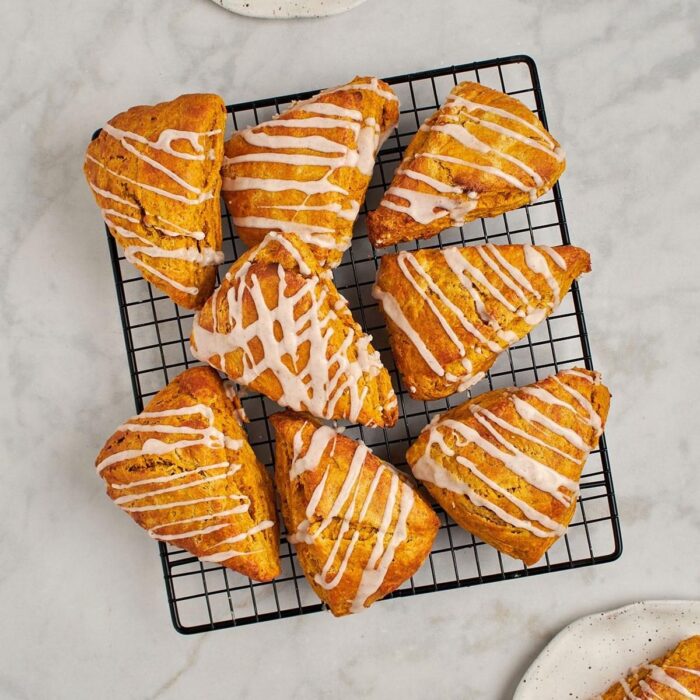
left=95, top=366, right=280, bottom=582
left=191, top=231, right=398, bottom=428
left=597, top=636, right=700, bottom=700
left=367, top=82, right=565, bottom=248
left=84, top=94, right=227, bottom=308
left=271, top=411, right=439, bottom=616
left=373, top=244, right=590, bottom=399
left=406, top=368, right=610, bottom=566
left=223, top=76, right=399, bottom=268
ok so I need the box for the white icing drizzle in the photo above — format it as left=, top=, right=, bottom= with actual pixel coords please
left=563, top=368, right=598, bottom=383
left=191, top=233, right=391, bottom=423
left=381, top=186, right=478, bottom=224
left=413, top=448, right=564, bottom=537
left=320, top=77, right=399, bottom=102
left=98, top=402, right=272, bottom=561
left=411, top=374, right=602, bottom=538
left=379, top=84, right=563, bottom=225
left=438, top=417, right=578, bottom=499
left=542, top=245, right=567, bottom=269
left=86, top=121, right=222, bottom=299
left=375, top=246, right=568, bottom=390
left=470, top=404, right=582, bottom=464
left=268, top=116, right=361, bottom=136
left=372, top=287, right=445, bottom=377
left=198, top=520, right=275, bottom=562
left=642, top=665, right=699, bottom=699
left=86, top=154, right=214, bottom=205
left=512, top=396, right=590, bottom=451
left=524, top=245, right=560, bottom=307
left=224, top=79, right=396, bottom=259
left=100, top=211, right=222, bottom=297
left=445, top=94, right=556, bottom=148
left=289, top=423, right=336, bottom=478
left=667, top=667, right=700, bottom=679
left=287, top=427, right=413, bottom=613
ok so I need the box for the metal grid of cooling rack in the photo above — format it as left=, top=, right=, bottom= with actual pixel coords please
left=103, top=54, right=621, bottom=634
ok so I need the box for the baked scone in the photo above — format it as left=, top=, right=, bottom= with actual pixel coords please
left=223, top=76, right=399, bottom=268
left=367, top=81, right=565, bottom=248
left=271, top=411, right=439, bottom=616
left=595, top=636, right=700, bottom=699
left=84, top=94, right=227, bottom=308
left=406, top=368, right=610, bottom=566
left=373, top=244, right=590, bottom=399
left=191, top=231, right=398, bottom=428
left=95, top=366, right=280, bottom=581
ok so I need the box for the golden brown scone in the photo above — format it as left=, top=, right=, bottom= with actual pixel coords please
left=223, top=76, right=399, bottom=268
left=84, top=94, right=227, bottom=308
left=367, top=81, right=565, bottom=248
left=406, top=368, right=610, bottom=566
left=373, top=244, right=590, bottom=399
left=190, top=231, right=398, bottom=428
left=597, top=636, right=700, bottom=699
left=95, top=366, right=280, bottom=582
left=271, top=411, right=439, bottom=616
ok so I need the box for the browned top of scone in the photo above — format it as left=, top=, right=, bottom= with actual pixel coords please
left=191, top=231, right=398, bottom=428
left=599, top=635, right=700, bottom=699
left=84, top=94, right=226, bottom=308
left=367, top=81, right=565, bottom=248
left=271, top=410, right=438, bottom=615
left=223, top=76, right=399, bottom=268
left=373, top=244, right=591, bottom=400
left=406, top=368, right=610, bottom=557
left=95, top=365, right=279, bottom=582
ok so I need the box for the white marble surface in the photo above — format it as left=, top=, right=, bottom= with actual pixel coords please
left=2, top=1, right=699, bottom=698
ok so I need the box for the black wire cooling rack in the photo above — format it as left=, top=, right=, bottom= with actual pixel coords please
left=102, top=54, right=622, bottom=634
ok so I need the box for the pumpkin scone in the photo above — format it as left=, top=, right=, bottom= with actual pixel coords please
left=223, top=76, right=399, bottom=268
left=190, top=231, right=398, bottom=428
left=372, top=243, right=590, bottom=399
left=95, top=366, right=280, bottom=581
left=595, top=635, right=700, bottom=699
left=367, top=81, right=565, bottom=248
left=271, top=411, right=439, bottom=616
left=406, top=368, right=610, bottom=566
left=84, top=94, right=226, bottom=308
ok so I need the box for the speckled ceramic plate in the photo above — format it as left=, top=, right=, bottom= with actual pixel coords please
left=210, top=0, right=369, bottom=18
left=514, top=600, right=700, bottom=700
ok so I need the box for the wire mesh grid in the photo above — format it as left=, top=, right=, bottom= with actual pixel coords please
left=103, top=54, right=621, bottom=634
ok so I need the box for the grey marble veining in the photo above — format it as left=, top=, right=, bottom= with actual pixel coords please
left=1, top=1, right=699, bottom=698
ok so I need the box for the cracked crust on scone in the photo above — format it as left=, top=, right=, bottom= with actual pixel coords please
left=271, top=411, right=439, bottom=616
left=367, top=81, right=565, bottom=248
left=373, top=244, right=590, bottom=399
left=406, top=368, right=610, bottom=566
left=223, top=76, right=399, bottom=268
left=84, top=94, right=226, bottom=308
left=95, top=366, right=280, bottom=581
left=190, top=231, right=398, bottom=428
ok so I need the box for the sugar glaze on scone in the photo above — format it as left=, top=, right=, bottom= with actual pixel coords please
left=367, top=82, right=565, bottom=247
left=271, top=411, right=439, bottom=616
left=84, top=94, right=226, bottom=308
left=406, top=368, right=610, bottom=566
left=95, top=367, right=280, bottom=581
left=191, top=231, right=398, bottom=427
left=372, top=243, right=590, bottom=399
left=594, top=635, right=700, bottom=699
left=223, top=76, right=399, bottom=268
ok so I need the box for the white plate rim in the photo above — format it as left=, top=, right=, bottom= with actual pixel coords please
left=514, top=599, right=700, bottom=700
left=209, top=0, right=370, bottom=19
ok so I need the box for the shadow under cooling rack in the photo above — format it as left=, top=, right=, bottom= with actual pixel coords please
left=103, top=54, right=622, bottom=634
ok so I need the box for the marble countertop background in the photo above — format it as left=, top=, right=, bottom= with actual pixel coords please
left=2, top=1, right=699, bottom=698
